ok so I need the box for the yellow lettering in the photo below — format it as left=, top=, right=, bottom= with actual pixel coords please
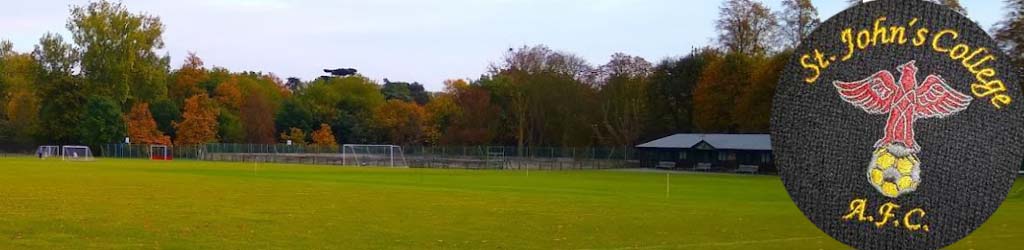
left=968, top=55, right=996, bottom=74
left=890, top=26, right=907, bottom=44
left=841, top=29, right=855, bottom=61
left=873, top=17, right=890, bottom=44
left=949, top=44, right=971, bottom=59
left=875, top=202, right=900, bottom=228
left=914, top=28, right=929, bottom=46
left=932, top=29, right=958, bottom=52
left=992, top=94, right=1012, bottom=108
left=814, top=49, right=830, bottom=69
left=842, top=198, right=870, bottom=221
left=800, top=54, right=820, bottom=84
left=858, top=30, right=872, bottom=49
left=903, top=208, right=929, bottom=232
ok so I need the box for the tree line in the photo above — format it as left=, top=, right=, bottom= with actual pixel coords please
left=0, top=0, right=1019, bottom=150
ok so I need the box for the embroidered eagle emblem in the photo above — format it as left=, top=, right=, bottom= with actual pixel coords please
left=833, top=60, right=973, bottom=197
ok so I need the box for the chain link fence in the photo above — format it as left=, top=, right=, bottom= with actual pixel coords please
left=100, top=143, right=637, bottom=170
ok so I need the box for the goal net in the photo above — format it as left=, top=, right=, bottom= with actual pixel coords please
left=342, top=144, right=407, bottom=167
left=150, top=145, right=173, bottom=160
left=36, top=145, right=60, bottom=159
left=61, top=146, right=94, bottom=161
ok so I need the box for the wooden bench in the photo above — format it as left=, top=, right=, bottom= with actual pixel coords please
left=734, top=165, right=759, bottom=174
left=656, top=161, right=676, bottom=169
left=693, top=162, right=712, bottom=171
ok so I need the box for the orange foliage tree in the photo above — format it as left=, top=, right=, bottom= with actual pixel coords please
left=126, top=102, right=171, bottom=145
left=280, top=127, right=306, bottom=145
left=374, top=100, right=429, bottom=145
left=170, top=52, right=207, bottom=104
left=693, top=53, right=751, bottom=132
left=310, top=123, right=337, bottom=146
left=241, top=93, right=276, bottom=144
left=173, top=94, right=219, bottom=145
left=214, top=77, right=242, bottom=110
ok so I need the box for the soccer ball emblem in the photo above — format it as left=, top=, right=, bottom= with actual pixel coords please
left=834, top=61, right=972, bottom=198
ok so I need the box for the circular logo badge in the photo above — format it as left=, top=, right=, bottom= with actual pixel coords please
left=771, top=0, right=1023, bottom=248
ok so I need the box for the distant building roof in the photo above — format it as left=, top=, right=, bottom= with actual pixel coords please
left=635, top=134, right=771, bottom=150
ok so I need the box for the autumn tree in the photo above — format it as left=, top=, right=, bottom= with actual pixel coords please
left=433, top=79, right=499, bottom=145
left=214, top=77, right=242, bottom=110
left=280, top=127, right=307, bottom=145
left=241, top=93, right=277, bottom=144
left=694, top=53, right=755, bottom=132
left=595, top=53, right=651, bottom=146
left=374, top=100, right=429, bottom=145
left=170, top=52, right=207, bottom=104
left=716, top=0, right=778, bottom=55
left=486, top=45, right=596, bottom=148
left=0, top=48, right=41, bottom=145
left=735, top=52, right=790, bottom=133
left=779, top=0, right=820, bottom=49
left=173, top=94, right=219, bottom=145
left=849, top=0, right=965, bottom=15
left=126, top=102, right=170, bottom=145
left=311, top=123, right=337, bottom=146
left=995, top=0, right=1024, bottom=70
left=69, top=0, right=169, bottom=104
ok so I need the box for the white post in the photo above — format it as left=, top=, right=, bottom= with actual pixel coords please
left=390, top=146, right=394, bottom=167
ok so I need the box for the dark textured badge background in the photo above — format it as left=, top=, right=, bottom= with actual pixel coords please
left=771, top=0, right=1024, bottom=249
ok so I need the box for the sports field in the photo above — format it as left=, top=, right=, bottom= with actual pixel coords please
left=0, top=157, right=1020, bottom=249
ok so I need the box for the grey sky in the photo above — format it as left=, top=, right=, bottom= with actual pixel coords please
left=0, top=0, right=1007, bottom=91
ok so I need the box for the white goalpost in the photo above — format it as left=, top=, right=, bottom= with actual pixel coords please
left=36, top=145, right=60, bottom=159
left=150, top=145, right=172, bottom=160
left=341, top=144, right=407, bottom=167
left=61, top=145, right=94, bottom=161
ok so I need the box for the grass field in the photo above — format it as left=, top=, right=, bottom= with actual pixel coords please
left=0, top=157, right=1021, bottom=249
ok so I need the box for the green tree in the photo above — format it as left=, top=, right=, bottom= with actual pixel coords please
left=69, top=0, right=168, bottom=105
left=149, top=98, right=180, bottom=139
left=79, top=96, right=125, bottom=147
left=33, top=33, right=85, bottom=144
left=294, top=75, right=384, bottom=144
left=217, top=110, right=245, bottom=143
left=646, top=48, right=718, bottom=139
left=275, top=99, right=315, bottom=133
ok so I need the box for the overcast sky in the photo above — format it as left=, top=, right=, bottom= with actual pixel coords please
left=0, top=0, right=1006, bottom=91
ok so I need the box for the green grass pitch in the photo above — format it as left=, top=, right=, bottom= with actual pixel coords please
left=0, top=157, right=1021, bottom=249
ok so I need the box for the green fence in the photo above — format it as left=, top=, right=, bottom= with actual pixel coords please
left=101, top=143, right=637, bottom=170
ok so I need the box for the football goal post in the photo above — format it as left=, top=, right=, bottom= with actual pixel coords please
left=36, top=145, right=60, bottom=159
left=61, top=145, right=94, bottom=161
left=341, top=144, right=407, bottom=167
left=150, top=145, right=173, bottom=160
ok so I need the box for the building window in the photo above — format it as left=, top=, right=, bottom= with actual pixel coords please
left=679, top=151, right=687, bottom=160
left=761, top=153, right=771, bottom=163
